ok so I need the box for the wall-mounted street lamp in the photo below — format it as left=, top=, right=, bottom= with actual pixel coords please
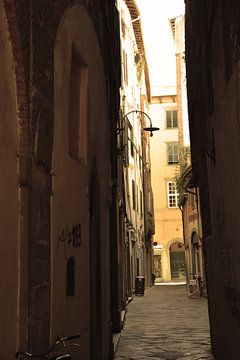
left=117, top=110, right=160, bottom=137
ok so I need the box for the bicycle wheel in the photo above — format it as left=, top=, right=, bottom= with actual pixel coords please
left=49, top=355, right=71, bottom=360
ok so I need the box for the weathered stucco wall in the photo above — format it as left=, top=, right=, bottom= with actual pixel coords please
left=186, top=1, right=240, bottom=358
left=0, top=0, right=120, bottom=358
left=52, top=6, right=111, bottom=358
left=150, top=99, right=183, bottom=282
left=0, top=3, right=19, bottom=355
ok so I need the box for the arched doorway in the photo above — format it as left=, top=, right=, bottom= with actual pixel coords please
left=170, top=242, right=186, bottom=280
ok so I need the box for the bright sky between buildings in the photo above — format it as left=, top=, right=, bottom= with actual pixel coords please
left=135, top=0, right=185, bottom=93
left=135, top=0, right=189, bottom=146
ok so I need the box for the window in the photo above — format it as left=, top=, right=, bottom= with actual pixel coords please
left=166, top=110, right=178, bottom=128
left=191, top=193, right=195, bottom=209
left=122, top=48, right=128, bottom=85
left=136, top=185, right=138, bottom=212
left=140, top=190, right=143, bottom=217
left=69, top=46, right=88, bottom=162
left=167, top=143, right=179, bottom=164
left=66, top=257, right=75, bottom=296
left=167, top=182, right=179, bottom=208
left=137, top=258, right=140, bottom=276
left=132, top=180, right=136, bottom=210
left=139, top=147, right=142, bottom=173
left=123, top=123, right=129, bottom=165
left=128, top=124, right=134, bottom=158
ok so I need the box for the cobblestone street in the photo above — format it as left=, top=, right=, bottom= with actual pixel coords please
left=114, top=284, right=214, bottom=360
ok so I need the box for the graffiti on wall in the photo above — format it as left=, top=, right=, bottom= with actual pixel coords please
left=58, top=223, right=81, bottom=249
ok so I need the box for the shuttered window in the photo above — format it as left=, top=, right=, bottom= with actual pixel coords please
left=167, top=143, right=179, bottom=164
left=166, top=110, right=178, bottom=128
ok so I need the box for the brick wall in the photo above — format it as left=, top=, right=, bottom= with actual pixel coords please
left=3, top=0, right=120, bottom=353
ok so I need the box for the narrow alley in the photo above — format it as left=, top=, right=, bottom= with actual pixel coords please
left=115, top=285, right=213, bottom=360
left=3, top=0, right=240, bottom=359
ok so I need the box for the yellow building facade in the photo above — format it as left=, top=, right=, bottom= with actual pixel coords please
left=150, top=93, right=185, bottom=282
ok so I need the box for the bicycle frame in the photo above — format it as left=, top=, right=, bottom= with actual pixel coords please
left=16, top=335, right=80, bottom=360
left=49, top=356, right=71, bottom=360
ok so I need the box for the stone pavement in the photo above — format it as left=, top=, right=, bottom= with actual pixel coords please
left=114, top=284, right=214, bottom=360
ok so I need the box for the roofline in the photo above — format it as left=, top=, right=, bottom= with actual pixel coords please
left=125, top=0, right=151, bottom=102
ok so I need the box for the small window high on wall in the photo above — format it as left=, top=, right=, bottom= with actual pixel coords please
left=69, top=46, right=88, bottom=163
left=66, top=257, right=75, bottom=296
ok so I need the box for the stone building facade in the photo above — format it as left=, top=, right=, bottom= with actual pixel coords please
left=150, top=92, right=184, bottom=282
left=185, top=1, right=240, bottom=358
left=0, top=1, right=120, bottom=359
left=150, top=14, right=187, bottom=283
left=178, top=166, right=206, bottom=296
left=113, top=0, right=154, bottom=331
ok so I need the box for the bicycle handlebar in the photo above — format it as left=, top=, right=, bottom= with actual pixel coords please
left=57, top=334, right=80, bottom=342
left=16, top=353, right=32, bottom=359
left=16, top=334, right=80, bottom=359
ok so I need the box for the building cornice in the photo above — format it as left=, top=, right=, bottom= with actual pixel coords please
left=151, top=95, right=177, bottom=104
left=125, top=0, right=151, bottom=102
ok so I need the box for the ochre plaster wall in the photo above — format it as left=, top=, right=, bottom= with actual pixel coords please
left=150, top=101, right=183, bottom=281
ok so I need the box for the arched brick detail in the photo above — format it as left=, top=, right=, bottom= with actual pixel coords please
left=3, top=0, right=120, bottom=164
left=3, top=1, right=89, bottom=167
left=3, top=1, right=29, bottom=159
left=166, top=237, right=184, bottom=251
left=1, top=2, right=30, bottom=352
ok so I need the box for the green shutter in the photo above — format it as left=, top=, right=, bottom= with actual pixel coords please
left=173, top=110, right=178, bottom=127
left=166, top=111, right=171, bottom=128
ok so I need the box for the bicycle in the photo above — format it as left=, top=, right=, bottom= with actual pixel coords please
left=16, top=334, right=80, bottom=359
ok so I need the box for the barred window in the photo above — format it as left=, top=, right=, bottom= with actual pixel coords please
left=66, top=257, right=75, bottom=296
left=167, top=182, right=179, bottom=208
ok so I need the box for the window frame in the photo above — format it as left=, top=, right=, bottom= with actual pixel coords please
left=122, top=48, right=128, bottom=85
left=127, top=122, right=134, bottom=159
left=167, top=142, right=179, bottom=165
left=132, top=179, right=136, bottom=210
left=166, top=109, right=178, bottom=129
left=167, top=181, right=179, bottom=208
left=69, top=46, right=88, bottom=163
